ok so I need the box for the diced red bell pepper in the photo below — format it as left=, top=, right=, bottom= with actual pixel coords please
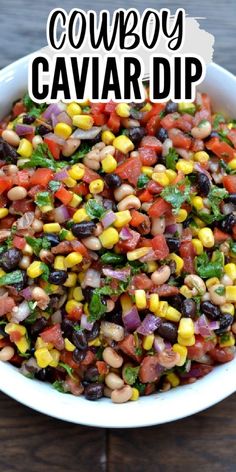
left=29, top=168, right=54, bottom=187
left=115, top=157, right=142, bottom=186
left=140, top=135, right=163, bottom=153
left=41, top=324, right=64, bottom=350
left=55, top=186, right=73, bottom=205
left=138, top=189, right=153, bottom=203
left=168, top=128, right=192, bottom=149
left=107, top=112, right=121, bottom=133
left=141, top=103, right=165, bottom=125
left=13, top=170, right=31, bottom=188
left=148, top=197, right=172, bottom=218
left=130, top=210, right=146, bottom=227
left=44, top=137, right=61, bottom=160
left=160, top=112, right=180, bottom=130
left=116, top=229, right=140, bottom=252
left=12, top=236, right=26, bottom=250
left=146, top=115, right=161, bottom=135
left=104, top=101, right=117, bottom=113
left=179, top=240, right=196, bottom=274
left=213, top=227, right=230, bottom=243
left=151, top=234, right=169, bottom=260
left=0, top=176, right=12, bottom=194
left=223, top=175, right=236, bottom=193
left=73, top=182, right=88, bottom=196
left=138, top=147, right=157, bottom=166
left=206, top=137, right=236, bottom=162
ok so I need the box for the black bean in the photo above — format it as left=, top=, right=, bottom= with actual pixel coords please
left=84, top=131, right=102, bottom=146
left=215, top=313, right=234, bottom=334
left=37, top=125, right=50, bottom=136
left=0, top=138, right=18, bottom=163
left=182, top=299, right=197, bottom=319
left=103, top=198, right=117, bottom=212
left=71, top=221, right=96, bottom=238
left=157, top=321, right=178, bottom=343
left=61, top=319, right=75, bottom=338
left=23, top=114, right=35, bottom=125
left=220, top=213, right=236, bottom=233
left=156, top=127, right=168, bottom=143
left=104, top=173, right=122, bottom=189
left=72, top=348, right=86, bottom=363
left=84, top=383, right=104, bottom=401
left=108, top=310, right=123, bottom=326
left=48, top=270, right=67, bottom=285
left=0, top=248, right=22, bottom=272
left=35, top=366, right=55, bottom=382
left=165, top=237, right=180, bottom=252
left=128, top=127, right=146, bottom=145
left=30, top=317, right=48, bottom=336
left=165, top=101, right=178, bottom=114
left=82, top=287, right=94, bottom=303
left=200, top=301, right=221, bottom=320
left=44, top=233, right=60, bottom=247
left=225, top=194, right=236, bottom=205
left=197, top=173, right=211, bottom=196
left=72, top=330, right=88, bottom=350
left=13, top=270, right=27, bottom=291
left=84, top=366, right=99, bottom=382
left=170, top=294, right=184, bottom=311
left=85, top=321, right=100, bottom=341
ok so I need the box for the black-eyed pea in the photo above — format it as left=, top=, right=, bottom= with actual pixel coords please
left=151, top=265, right=171, bottom=285
left=111, top=385, right=133, bottom=403
left=209, top=284, right=226, bottom=305
left=102, top=347, right=123, bottom=368
left=2, top=129, right=20, bottom=147
left=114, top=184, right=135, bottom=202
left=7, top=186, right=27, bottom=201
left=117, top=195, right=141, bottom=211
left=0, top=346, right=15, bottom=361
left=105, top=372, right=124, bottom=390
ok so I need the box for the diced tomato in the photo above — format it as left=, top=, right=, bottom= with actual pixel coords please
left=93, top=113, right=106, bottom=126
left=139, top=355, right=160, bottom=383
left=228, top=129, right=236, bottom=148
left=41, top=323, right=64, bottom=350
left=96, top=361, right=109, bottom=376
left=28, top=185, right=44, bottom=198
left=0, top=194, right=7, bottom=208
left=213, top=227, right=230, bottom=243
left=55, top=186, right=73, bottom=205
left=146, top=115, right=161, bottom=135
left=118, top=334, right=142, bottom=362
left=175, top=114, right=193, bottom=132
left=71, top=240, right=89, bottom=257
left=179, top=240, right=196, bottom=274
left=0, top=297, right=15, bottom=317
left=83, top=168, right=100, bottom=183
left=104, top=101, right=117, bottom=113
left=74, top=182, right=88, bottom=196
left=156, top=285, right=179, bottom=297
left=0, top=216, right=15, bottom=229
left=12, top=236, right=26, bottom=250
left=90, top=102, right=106, bottom=114
left=148, top=197, right=172, bottom=218
left=191, top=138, right=204, bottom=153
left=187, top=335, right=216, bottom=360
left=138, top=147, right=157, bottom=166
left=44, top=137, right=61, bottom=160
left=130, top=210, right=146, bottom=227
left=147, top=180, right=163, bottom=194
left=180, top=363, right=213, bottom=379
left=81, top=350, right=95, bottom=366
left=168, top=128, right=192, bottom=149
left=209, top=346, right=235, bottom=363
left=115, top=157, right=142, bottom=186
left=12, top=101, right=26, bottom=117
left=160, top=112, right=180, bottom=129
left=0, top=176, right=12, bottom=194
left=67, top=305, right=83, bottom=321
left=107, top=112, right=121, bottom=133
left=206, top=137, right=236, bottom=162
left=137, top=237, right=152, bottom=248
left=12, top=199, right=34, bottom=214
left=13, top=170, right=31, bottom=188
left=201, top=93, right=212, bottom=114
left=193, top=108, right=211, bottom=126
left=29, top=168, right=54, bottom=187
left=116, top=229, right=140, bottom=252
left=140, top=136, right=163, bottom=153
left=144, top=383, right=156, bottom=395
left=132, top=273, right=153, bottom=290
left=151, top=234, right=169, bottom=260
left=141, top=103, right=165, bottom=125
left=60, top=351, right=80, bottom=370
left=223, top=175, right=236, bottom=193
left=138, top=189, right=153, bottom=203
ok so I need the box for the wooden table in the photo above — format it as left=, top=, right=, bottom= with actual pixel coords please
left=0, top=1, right=236, bottom=471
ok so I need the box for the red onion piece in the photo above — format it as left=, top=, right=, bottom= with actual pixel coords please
left=56, top=111, right=72, bottom=126
left=54, top=169, right=69, bottom=181
left=11, top=300, right=31, bottom=323
left=54, top=205, right=70, bottom=223
left=119, top=226, right=133, bottom=240
left=51, top=113, right=58, bottom=128
left=153, top=335, right=165, bottom=353
left=43, top=132, right=65, bottom=146
left=101, top=210, right=116, bottom=229
left=82, top=268, right=101, bottom=288
left=194, top=315, right=213, bottom=337
left=102, top=267, right=130, bottom=281
left=139, top=249, right=155, bottom=262
left=21, top=287, right=32, bottom=300
left=43, top=102, right=66, bottom=120
left=71, top=127, right=102, bottom=140
left=137, top=314, right=161, bottom=335
left=16, top=211, right=34, bottom=230
left=165, top=224, right=178, bottom=234
left=80, top=314, right=94, bottom=331
left=122, top=306, right=141, bottom=332
left=15, top=124, right=35, bottom=136
left=208, top=321, right=220, bottom=331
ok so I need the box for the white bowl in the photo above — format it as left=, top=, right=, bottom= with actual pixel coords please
left=0, top=55, right=236, bottom=428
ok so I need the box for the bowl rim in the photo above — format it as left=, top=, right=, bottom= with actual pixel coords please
left=0, top=53, right=235, bottom=428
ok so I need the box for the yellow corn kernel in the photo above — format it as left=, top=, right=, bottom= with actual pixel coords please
left=172, top=344, right=188, bottom=366
left=141, top=166, right=153, bottom=177
left=66, top=102, right=82, bottom=117
left=143, top=334, right=154, bottom=351
left=63, top=273, right=77, bottom=287
left=102, top=130, right=115, bottom=145
left=194, top=151, right=209, bottom=164
left=178, top=318, right=194, bottom=339
left=68, top=164, right=85, bottom=180
left=120, top=293, right=133, bottom=313
left=54, top=256, right=65, bottom=270
left=192, top=238, right=204, bottom=255
left=54, top=122, right=72, bottom=140
left=224, top=263, right=236, bottom=281
left=115, top=103, right=130, bottom=118
left=101, top=154, right=117, bottom=173
left=49, top=349, right=60, bottom=367
left=140, top=103, right=152, bottom=112
left=14, top=336, right=29, bottom=354
left=83, top=303, right=89, bottom=316
left=78, top=272, right=85, bottom=284
left=35, top=348, right=53, bottom=368
left=40, top=204, right=54, bottom=214
left=146, top=261, right=158, bottom=273
left=65, top=338, right=76, bottom=352
left=64, top=252, right=83, bottom=268
left=0, top=269, right=6, bottom=278
left=191, top=196, right=204, bottom=211
left=113, top=210, right=132, bottom=228
left=176, top=209, right=188, bottom=223
left=176, top=159, right=194, bottom=174
left=135, top=289, right=147, bottom=310
left=35, top=336, right=53, bottom=351
left=63, top=230, right=75, bottom=241
left=228, top=158, right=236, bottom=170
left=72, top=114, right=94, bottom=130
left=72, top=208, right=89, bottom=223
left=5, top=323, right=26, bottom=337
left=225, top=286, right=236, bottom=302
left=89, top=179, right=104, bottom=194
left=152, top=172, right=170, bottom=186
left=43, top=223, right=61, bottom=233
left=166, top=372, right=180, bottom=387
left=113, top=135, right=134, bottom=154
left=67, top=288, right=74, bottom=300
left=179, top=285, right=192, bottom=298
left=165, top=169, right=177, bottom=183
left=88, top=337, right=101, bottom=347
left=99, top=227, right=119, bottom=249
left=193, top=216, right=205, bottom=228
left=165, top=306, right=182, bottom=322
left=206, top=277, right=220, bottom=289
left=127, top=247, right=150, bottom=261
left=198, top=227, right=214, bottom=248
left=156, top=301, right=169, bottom=318
left=22, top=243, right=33, bottom=256
left=7, top=122, right=14, bottom=130
left=62, top=176, right=76, bottom=188
left=69, top=193, right=82, bottom=208
left=0, top=208, right=9, bottom=219
left=178, top=334, right=195, bottom=347
left=219, top=332, right=235, bottom=347
left=65, top=299, right=82, bottom=314
left=169, top=253, right=184, bottom=275
left=17, top=138, right=33, bottom=158
left=220, top=303, right=234, bottom=316
left=27, top=261, right=44, bottom=279
left=131, top=387, right=139, bottom=401
left=73, top=286, right=84, bottom=302
left=149, top=293, right=159, bottom=313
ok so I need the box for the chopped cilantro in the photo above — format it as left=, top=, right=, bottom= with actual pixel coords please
left=49, top=180, right=61, bottom=193
left=22, top=93, right=47, bottom=118
left=165, top=147, right=178, bottom=170
left=86, top=199, right=105, bottom=219
left=100, top=252, right=126, bottom=265
left=133, top=380, right=146, bottom=395
left=69, top=143, right=91, bottom=164
left=88, top=291, right=107, bottom=322
left=137, top=174, right=149, bottom=188
left=123, top=366, right=140, bottom=385
left=52, top=380, right=66, bottom=393
left=195, top=250, right=224, bottom=279
left=219, top=333, right=230, bottom=343
left=0, top=270, right=24, bottom=286
left=161, top=179, right=191, bottom=214
left=230, top=240, right=236, bottom=255
left=128, top=260, right=148, bottom=275
left=215, top=286, right=225, bottom=296
left=218, top=129, right=233, bottom=146
left=58, top=362, right=74, bottom=377
left=21, top=144, right=56, bottom=170
left=25, top=301, right=38, bottom=324
left=213, top=113, right=225, bottom=129
left=59, top=228, right=69, bottom=241
left=35, top=191, right=52, bottom=208
left=25, top=236, right=51, bottom=256
left=40, top=263, right=50, bottom=281
left=23, top=93, right=34, bottom=110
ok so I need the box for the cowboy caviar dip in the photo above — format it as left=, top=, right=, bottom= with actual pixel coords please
left=0, top=91, right=236, bottom=403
